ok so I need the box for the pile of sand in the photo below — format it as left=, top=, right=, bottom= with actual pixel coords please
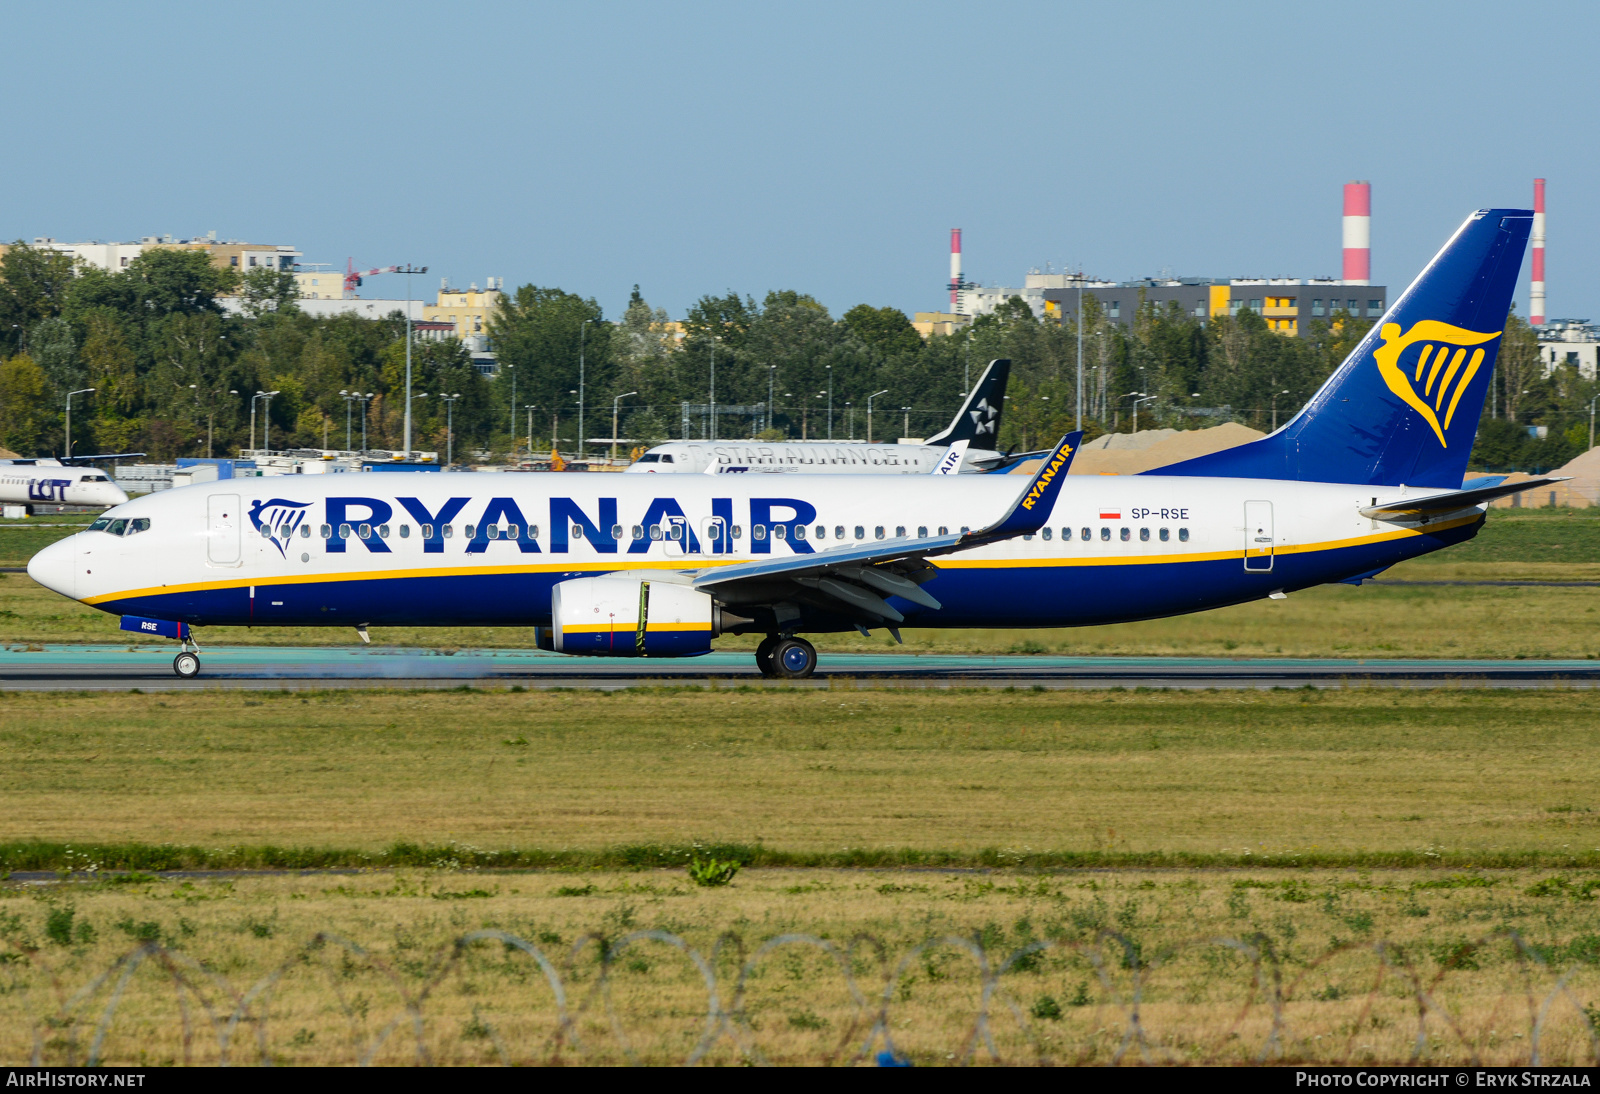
left=0, top=446, right=19, bottom=460
left=1495, top=447, right=1600, bottom=508
left=1009, top=423, right=1265, bottom=476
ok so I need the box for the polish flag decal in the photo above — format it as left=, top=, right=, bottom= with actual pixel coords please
left=1099, top=508, right=1120, bottom=520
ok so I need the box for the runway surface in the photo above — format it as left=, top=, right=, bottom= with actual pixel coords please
left=2, top=644, right=1598, bottom=690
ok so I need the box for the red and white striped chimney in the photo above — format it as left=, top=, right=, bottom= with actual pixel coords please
left=1342, top=181, right=1371, bottom=286
left=949, top=228, right=963, bottom=312
left=1530, top=178, right=1546, bottom=325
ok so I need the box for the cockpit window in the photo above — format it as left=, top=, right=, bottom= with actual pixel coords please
left=106, top=519, right=127, bottom=536
left=659, top=454, right=674, bottom=463
left=635, top=453, right=660, bottom=463
left=126, top=518, right=150, bottom=535
left=88, top=517, right=112, bottom=532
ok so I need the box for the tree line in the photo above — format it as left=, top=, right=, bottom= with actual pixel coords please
left=0, top=241, right=1586, bottom=472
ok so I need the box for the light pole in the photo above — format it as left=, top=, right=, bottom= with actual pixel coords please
left=1122, top=391, right=1145, bottom=434
left=1076, top=279, right=1084, bottom=430
left=505, top=363, right=515, bottom=450
left=339, top=389, right=358, bottom=451
left=358, top=392, right=374, bottom=452
left=901, top=405, right=912, bottom=439
left=64, top=388, right=94, bottom=458
left=707, top=334, right=716, bottom=441
left=767, top=365, right=777, bottom=433
left=439, top=393, right=462, bottom=467
left=255, top=390, right=280, bottom=453
left=397, top=264, right=428, bottom=458
left=826, top=364, right=833, bottom=440
left=866, top=389, right=889, bottom=443
left=523, top=404, right=537, bottom=458
left=1132, top=393, right=1157, bottom=433
left=1270, top=389, right=1290, bottom=432
left=611, top=391, right=636, bottom=460
left=579, top=318, right=593, bottom=458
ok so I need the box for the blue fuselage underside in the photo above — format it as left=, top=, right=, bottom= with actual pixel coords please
left=92, top=519, right=1478, bottom=632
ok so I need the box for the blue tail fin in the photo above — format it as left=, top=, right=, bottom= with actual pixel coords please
left=1155, top=209, right=1532, bottom=488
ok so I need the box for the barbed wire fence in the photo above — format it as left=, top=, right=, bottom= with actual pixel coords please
left=3, top=927, right=1596, bottom=1066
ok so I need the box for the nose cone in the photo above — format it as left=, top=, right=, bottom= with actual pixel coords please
left=103, top=483, right=130, bottom=506
left=27, top=535, right=76, bottom=599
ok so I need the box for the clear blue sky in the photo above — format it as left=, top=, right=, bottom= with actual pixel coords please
left=3, top=1, right=1593, bottom=322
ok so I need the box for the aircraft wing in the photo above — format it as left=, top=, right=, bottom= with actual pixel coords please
left=1358, top=477, right=1569, bottom=520
left=692, top=432, right=1081, bottom=626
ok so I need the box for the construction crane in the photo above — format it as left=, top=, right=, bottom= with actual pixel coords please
left=344, top=258, right=401, bottom=298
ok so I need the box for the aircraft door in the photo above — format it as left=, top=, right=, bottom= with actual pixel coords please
left=663, top=515, right=696, bottom=555
left=208, top=493, right=242, bottom=565
left=700, top=516, right=726, bottom=555
left=1243, top=500, right=1273, bottom=572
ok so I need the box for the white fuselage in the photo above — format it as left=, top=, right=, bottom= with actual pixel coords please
left=0, top=465, right=128, bottom=509
left=28, top=471, right=1474, bottom=633
left=624, top=441, right=1001, bottom=475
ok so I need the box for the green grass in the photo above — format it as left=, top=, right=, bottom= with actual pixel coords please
left=1, top=688, right=1598, bottom=861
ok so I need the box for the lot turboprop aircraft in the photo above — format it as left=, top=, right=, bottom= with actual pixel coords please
left=29, top=208, right=1552, bottom=680
left=0, top=459, right=129, bottom=510
left=625, top=358, right=1032, bottom=474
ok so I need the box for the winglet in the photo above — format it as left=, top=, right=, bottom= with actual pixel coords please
left=931, top=439, right=969, bottom=475
left=969, top=432, right=1081, bottom=541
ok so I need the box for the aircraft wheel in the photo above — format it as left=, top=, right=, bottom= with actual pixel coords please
left=771, top=636, right=817, bottom=680
left=173, top=651, right=201, bottom=679
left=755, top=635, right=780, bottom=677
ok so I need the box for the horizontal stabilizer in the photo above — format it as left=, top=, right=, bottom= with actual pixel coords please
left=1360, top=477, right=1568, bottom=520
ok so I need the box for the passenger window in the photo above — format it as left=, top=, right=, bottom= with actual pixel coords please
left=378, top=524, right=390, bottom=539
left=358, top=523, right=372, bottom=539
left=835, top=525, right=845, bottom=539
left=854, top=526, right=865, bottom=540
left=574, top=524, right=587, bottom=540
left=107, top=519, right=127, bottom=535
left=731, top=525, right=741, bottom=539
left=1178, top=527, right=1189, bottom=542
left=754, top=525, right=767, bottom=541
left=1139, top=527, right=1150, bottom=542
left=649, top=524, right=663, bottom=540
left=917, top=526, right=928, bottom=538
left=815, top=525, right=825, bottom=540
left=938, top=526, right=948, bottom=536
left=774, top=524, right=787, bottom=540
left=301, top=524, right=311, bottom=538
left=1159, top=528, right=1169, bottom=542
left=1023, top=533, right=1033, bottom=541
left=399, top=524, right=410, bottom=538
left=793, top=525, right=806, bottom=540
left=960, top=526, right=970, bottom=534
left=486, top=525, right=499, bottom=540
left=874, top=526, right=884, bottom=540
left=1080, top=527, right=1090, bottom=541
left=632, top=525, right=644, bottom=540
left=443, top=525, right=453, bottom=538
left=129, top=518, right=150, bottom=534
left=1120, top=527, right=1130, bottom=542
left=1041, top=527, right=1052, bottom=541
left=1100, top=527, right=1110, bottom=541
left=464, top=524, right=477, bottom=539
left=895, top=526, right=905, bottom=538
left=321, top=524, right=332, bottom=538
left=421, top=524, right=434, bottom=540
left=339, top=524, right=351, bottom=539
left=260, top=525, right=272, bottom=539
left=610, top=524, right=623, bottom=540
left=528, top=525, right=539, bottom=539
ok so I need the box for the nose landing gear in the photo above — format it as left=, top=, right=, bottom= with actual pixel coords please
left=173, top=650, right=200, bottom=678
left=754, top=634, right=817, bottom=679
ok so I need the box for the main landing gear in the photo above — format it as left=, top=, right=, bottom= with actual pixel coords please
left=755, top=634, right=817, bottom=680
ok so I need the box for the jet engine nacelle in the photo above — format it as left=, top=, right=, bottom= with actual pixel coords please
left=550, top=575, right=717, bottom=656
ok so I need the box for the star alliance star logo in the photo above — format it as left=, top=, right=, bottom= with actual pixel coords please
left=969, top=398, right=999, bottom=437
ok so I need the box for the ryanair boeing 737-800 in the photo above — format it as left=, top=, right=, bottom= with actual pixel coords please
left=28, top=208, right=1550, bottom=679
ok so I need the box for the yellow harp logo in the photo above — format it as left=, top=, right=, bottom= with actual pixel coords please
left=1372, top=320, right=1501, bottom=447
